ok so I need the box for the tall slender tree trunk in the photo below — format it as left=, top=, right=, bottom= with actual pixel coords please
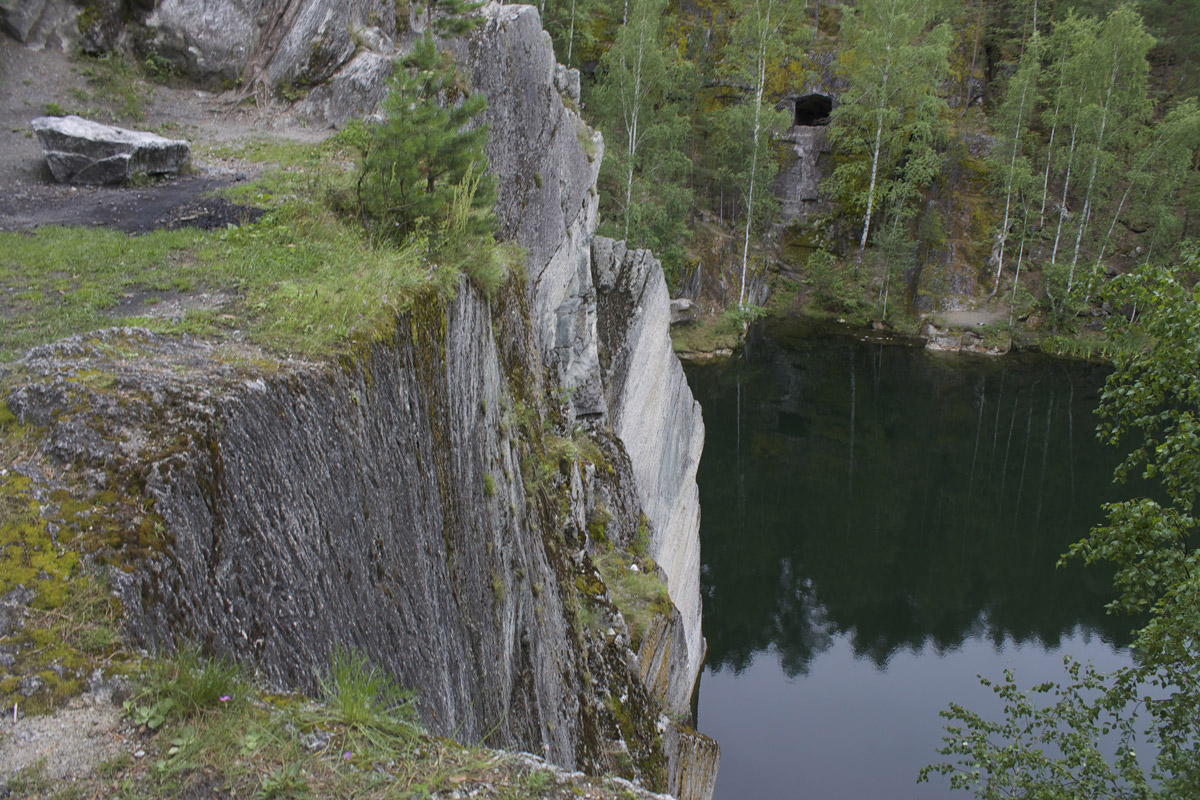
left=739, top=0, right=773, bottom=309
left=992, top=53, right=1033, bottom=296
left=1039, top=52, right=1068, bottom=228
left=855, top=58, right=889, bottom=276
left=1051, top=95, right=1082, bottom=270
left=621, top=15, right=649, bottom=241
left=1069, top=53, right=1120, bottom=293
left=567, top=0, right=576, bottom=64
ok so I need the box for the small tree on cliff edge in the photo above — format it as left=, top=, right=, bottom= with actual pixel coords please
left=356, top=34, right=495, bottom=249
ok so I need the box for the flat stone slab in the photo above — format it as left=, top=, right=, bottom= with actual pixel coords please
left=30, top=115, right=190, bottom=185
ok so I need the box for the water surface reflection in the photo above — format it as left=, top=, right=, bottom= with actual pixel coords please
left=687, top=319, right=1137, bottom=799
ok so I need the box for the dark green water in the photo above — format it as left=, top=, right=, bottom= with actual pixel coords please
left=686, top=318, right=1138, bottom=800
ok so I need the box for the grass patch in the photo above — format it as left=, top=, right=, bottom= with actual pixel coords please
left=9, top=644, right=639, bottom=800
left=669, top=311, right=742, bottom=354
left=204, top=137, right=329, bottom=169
left=1035, top=332, right=1121, bottom=362
left=594, top=549, right=671, bottom=649
left=0, top=132, right=526, bottom=362
left=314, top=646, right=416, bottom=745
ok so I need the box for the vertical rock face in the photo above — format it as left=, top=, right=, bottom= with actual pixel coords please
left=147, top=0, right=263, bottom=84
left=463, top=6, right=706, bottom=707
left=456, top=4, right=607, bottom=421
left=1, top=0, right=79, bottom=50
left=146, top=0, right=395, bottom=89
left=110, top=296, right=582, bottom=760
left=7, top=3, right=714, bottom=794
left=593, top=237, right=706, bottom=700
left=774, top=124, right=832, bottom=226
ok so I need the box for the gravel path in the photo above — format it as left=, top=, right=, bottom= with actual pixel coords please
left=0, top=688, right=127, bottom=781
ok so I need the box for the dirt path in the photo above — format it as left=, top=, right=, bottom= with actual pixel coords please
left=0, top=35, right=324, bottom=233
left=0, top=689, right=128, bottom=782
left=930, top=309, right=1008, bottom=328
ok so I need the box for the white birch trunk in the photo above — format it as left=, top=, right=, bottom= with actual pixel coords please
left=992, top=59, right=1032, bottom=296
left=739, top=0, right=772, bottom=309
left=1039, top=53, right=1068, bottom=228
left=855, top=59, right=889, bottom=276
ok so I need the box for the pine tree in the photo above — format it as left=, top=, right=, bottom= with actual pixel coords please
left=356, top=35, right=494, bottom=247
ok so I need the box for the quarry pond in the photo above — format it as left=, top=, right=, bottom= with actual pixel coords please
left=685, top=319, right=1139, bottom=800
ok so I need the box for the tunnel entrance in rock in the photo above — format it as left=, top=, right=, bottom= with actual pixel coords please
left=794, top=93, right=832, bottom=126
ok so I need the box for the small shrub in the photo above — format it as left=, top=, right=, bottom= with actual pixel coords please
left=595, top=549, right=671, bottom=648
left=126, top=645, right=244, bottom=729
left=260, top=761, right=309, bottom=798
left=483, top=473, right=495, bottom=497
left=356, top=35, right=493, bottom=247
left=317, top=645, right=415, bottom=737
left=142, top=50, right=177, bottom=82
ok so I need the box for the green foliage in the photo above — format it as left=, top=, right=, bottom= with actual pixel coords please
left=0, top=156, right=426, bottom=361
left=357, top=35, right=493, bottom=248
left=417, top=0, right=485, bottom=36
left=921, top=659, right=1154, bottom=798
left=125, top=646, right=245, bottom=730
left=721, top=302, right=766, bottom=329
left=260, top=761, right=310, bottom=798
left=828, top=0, right=951, bottom=269
left=316, top=645, right=416, bottom=740
left=591, top=0, right=694, bottom=275
left=76, top=52, right=148, bottom=122
left=926, top=250, right=1200, bottom=798
left=803, top=248, right=868, bottom=313
left=436, top=165, right=523, bottom=298
left=595, top=549, right=671, bottom=647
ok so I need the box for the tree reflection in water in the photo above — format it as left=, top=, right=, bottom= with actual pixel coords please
left=687, top=319, right=1138, bottom=680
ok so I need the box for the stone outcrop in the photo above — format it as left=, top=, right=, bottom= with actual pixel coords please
left=6, top=4, right=715, bottom=796
left=5, top=297, right=647, bottom=776
left=145, top=0, right=396, bottom=90
left=30, top=115, right=191, bottom=184
left=145, top=0, right=261, bottom=84
left=296, top=49, right=395, bottom=125
left=664, top=724, right=721, bottom=800
left=1, top=0, right=76, bottom=49
left=593, top=237, right=706, bottom=704
left=774, top=124, right=831, bottom=226
left=454, top=3, right=607, bottom=422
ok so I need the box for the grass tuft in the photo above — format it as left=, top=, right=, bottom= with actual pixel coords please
left=315, top=645, right=416, bottom=740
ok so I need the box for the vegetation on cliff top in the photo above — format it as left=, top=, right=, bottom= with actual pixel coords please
left=4, top=643, right=653, bottom=800
left=0, top=34, right=519, bottom=365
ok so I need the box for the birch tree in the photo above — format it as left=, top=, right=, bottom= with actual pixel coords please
left=591, top=0, right=693, bottom=275
left=709, top=0, right=798, bottom=309
left=1067, top=6, right=1153, bottom=295
left=827, top=0, right=951, bottom=275
left=989, top=31, right=1042, bottom=295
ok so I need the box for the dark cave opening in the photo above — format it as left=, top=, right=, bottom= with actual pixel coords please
left=794, top=93, right=832, bottom=126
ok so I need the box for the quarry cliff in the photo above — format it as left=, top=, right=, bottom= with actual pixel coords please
left=0, top=3, right=717, bottom=798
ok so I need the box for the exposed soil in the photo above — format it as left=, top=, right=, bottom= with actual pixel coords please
left=0, top=688, right=127, bottom=783
left=0, top=34, right=323, bottom=235
left=930, top=309, right=1008, bottom=328
left=0, top=177, right=265, bottom=233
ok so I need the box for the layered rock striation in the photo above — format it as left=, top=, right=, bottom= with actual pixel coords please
left=3, top=3, right=714, bottom=795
